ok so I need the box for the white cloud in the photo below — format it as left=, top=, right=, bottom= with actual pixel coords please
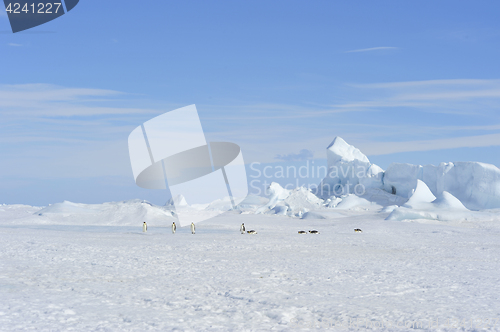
left=207, top=78, right=500, bottom=162
left=339, top=78, right=500, bottom=115
left=356, top=133, right=500, bottom=156
left=345, top=46, right=398, bottom=53
left=8, top=43, right=21, bottom=47
left=0, top=83, right=161, bottom=117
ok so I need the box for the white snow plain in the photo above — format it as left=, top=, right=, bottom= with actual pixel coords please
left=2, top=199, right=500, bottom=331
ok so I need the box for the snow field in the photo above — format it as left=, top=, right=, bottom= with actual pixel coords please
left=1, top=212, right=500, bottom=331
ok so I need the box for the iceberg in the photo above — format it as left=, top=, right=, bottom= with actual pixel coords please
left=319, top=137, right=384, bottom=197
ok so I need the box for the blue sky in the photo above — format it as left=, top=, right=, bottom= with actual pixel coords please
left=1, top=1, right=500, bottom=205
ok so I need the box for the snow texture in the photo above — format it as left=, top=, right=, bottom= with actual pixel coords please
left=2, top=205, right=500, bottom=331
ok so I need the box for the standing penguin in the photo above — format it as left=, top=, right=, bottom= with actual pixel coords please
left=240, top=223, right=245, bottom=234
left=142, top=222, right=147, bottom=232
left=172, top=222, right=176, bottom=234
left=191, top=222, right=196, bottom=234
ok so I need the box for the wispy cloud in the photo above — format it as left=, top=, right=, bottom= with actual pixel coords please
left=338, top=78, right=500, bottom=115
left=357, top=133, right=500, bottom=156
left=0, top=83, right=161, bottom=117
left=208, top=78, right=500, bottom=162
left=8, top=43, right=21, bottom=47
left=275, top=149, right=314, bottom=162
left=345, top=46, right=398, bottom=53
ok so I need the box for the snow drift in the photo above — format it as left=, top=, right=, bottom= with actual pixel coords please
left=387, top=180, right=471, bottom=221
left=34, top=200, right=175, bottom=226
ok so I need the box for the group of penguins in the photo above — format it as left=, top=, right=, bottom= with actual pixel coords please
left=142, top=221, right=195, bottom=234
left=142, top=221, right=363, bottom=235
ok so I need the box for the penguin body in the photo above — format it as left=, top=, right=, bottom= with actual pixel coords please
left=247, top=230, right=257, bottom=234
left=298, top=230, right=306, bottom=234
left=142, top=222, right=147, bottom=232
left=191, top=222, right=196, bottom=234
left=172, top=222, right=176, bottom=234
left=240, top=223, right=245, bottom=234
left=354, top=228, right=363, bottom=233
left=308, top=230, right=319, bottom=234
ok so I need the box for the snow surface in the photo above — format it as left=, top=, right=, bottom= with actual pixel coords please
left=2, top=205, right=500, bottom=331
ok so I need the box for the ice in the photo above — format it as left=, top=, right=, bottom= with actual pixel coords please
left=432, top=191, right=469, bottom=210
left=326, top=136, right=369, bottom=164
left=402, top=180, right=436, bottom=209
left=384, top=162, right=500, bottom=210
left=387, top=181, right=471, bottom=222
left=318, top=137, right=500, bottom=210
left=256, top=182, right=322, bottom=216
left=319, top=137, right=384, bottom=197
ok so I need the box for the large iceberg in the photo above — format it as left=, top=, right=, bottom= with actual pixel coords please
left=384, top=162, right=500, bottom=210
left=318, top=137, right=384, bottom=197
left=318, top=137, right=500, bottom=210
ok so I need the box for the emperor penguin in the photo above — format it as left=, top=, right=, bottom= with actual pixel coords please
left=142, top=222, right=147, bottom=232
left=240, top=223, right=245, bottom=234
left=172, top=222, right=176, bottom=234
left=191, top=222, right=196, bottom=234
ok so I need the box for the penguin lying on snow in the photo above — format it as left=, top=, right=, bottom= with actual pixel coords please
left=191, top=222, right=196, bottom=234
left=172, top=222, right=176, bottom=234
left=240, top=223, right=245, bottom=234
left=308, top=230, right=319, bottom=234
left=298, top=230, right=307, bottom=234
left=142, top=222, right=147, bottom=232
left=354, top=228, right=363, bottom=233
left=247, top=230, right=257, bottom=234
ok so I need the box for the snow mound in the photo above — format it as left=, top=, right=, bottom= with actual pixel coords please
left=432, top=191, right=468, bottom=210
left=403, top=180, right=436, bottom=209
left=387, top=186, right=470, bottom=222
left=301, top=211, right=326, bottom=219
left=335, top=194, right=376, bottom=210
left=256, top=182, right=323, bottom=217
left=34, top=200, right=175, bottom=226
left=325, top=196, right=343, bottom=208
